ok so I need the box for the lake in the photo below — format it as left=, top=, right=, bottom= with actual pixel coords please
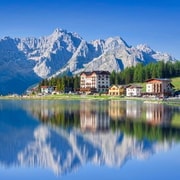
left=0, top=99, right=180, bottom=180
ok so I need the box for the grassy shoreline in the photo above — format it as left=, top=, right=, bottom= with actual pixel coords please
left=0, top=94, right=180, bottom=105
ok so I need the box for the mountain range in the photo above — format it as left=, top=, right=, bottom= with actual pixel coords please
left=0, top=28, right=176, bottom=95
left=0, top=121, right=172, bottom=176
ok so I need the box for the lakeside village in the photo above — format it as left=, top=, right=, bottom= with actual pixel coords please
left=21, top=70, right=180, bottom=100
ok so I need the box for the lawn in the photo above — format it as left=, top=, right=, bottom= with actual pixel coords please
left=171, top=77, right=180, bottom=90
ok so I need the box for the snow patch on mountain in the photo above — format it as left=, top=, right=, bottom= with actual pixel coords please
left=15, top=126, right=172, bottom=175
left=0, top=28, right=176, bottom=94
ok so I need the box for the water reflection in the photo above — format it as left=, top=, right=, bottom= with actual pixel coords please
left=80, top=101, right=110, bottom=131
left=0, top=100, right=180, bottom=177
left=23, top=100, right=180, bottom=129
left=145, top=102, right=173, bottom=126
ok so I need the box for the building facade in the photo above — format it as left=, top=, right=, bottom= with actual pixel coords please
left=108, top=85, right=127, bottom=96
left=126, top=85, right=142, bottom=97
left=80, top=71, right=110, bottom=93
left=41, top=86, right=55, bottom=94
left=145, top=78, right=173, bottom=97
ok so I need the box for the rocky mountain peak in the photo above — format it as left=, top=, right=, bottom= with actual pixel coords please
left=105, top=36, right=130, bottom=49
left=0, top=28, right=176, bottom=94
left=136, top=44, right=155, bottom=54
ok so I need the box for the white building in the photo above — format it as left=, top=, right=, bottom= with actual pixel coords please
left=41, top=86, right=55, bottom=94
left=145, top=78, right=174, bottom=97
left=126, top=85, right=142, bottom=97
left=80, top=71, right=110, bottom=93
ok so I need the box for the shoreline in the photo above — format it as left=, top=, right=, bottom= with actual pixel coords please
left=0, top=94, right=180, bottom=105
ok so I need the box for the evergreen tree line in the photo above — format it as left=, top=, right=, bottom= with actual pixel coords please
left=39, top=61, right=180, bottom=92
left=39, top=75, right=80, bottom=92
left=110, top=61, right=180, bottom=85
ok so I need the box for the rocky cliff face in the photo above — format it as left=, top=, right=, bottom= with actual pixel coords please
left=0, top=28, right=175, bottom=94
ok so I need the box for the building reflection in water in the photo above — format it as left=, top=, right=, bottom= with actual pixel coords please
left=1, top=100, right=180, bottom=176
left=108, top=100, right=143, bottom=121
left=80, top=101, right=110, bottom=132
left=125, top=100, right=142, bottom=119
left=23, top=100, right=177, bottom=129
left=108, top=100, right=126, bottom=121
left=145, top=103, right=173, bottom=126
left=1, top=100, right=179, bottom=177
left=108, top=100, right=174, bottom=127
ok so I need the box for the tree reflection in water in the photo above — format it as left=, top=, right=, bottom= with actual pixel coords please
left=0, top=99, right=180, bottom=176
left=24, top=100, right=180, bottom=141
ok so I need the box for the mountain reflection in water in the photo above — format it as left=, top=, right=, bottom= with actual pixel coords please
left=0, top=100, right=180, bottom=176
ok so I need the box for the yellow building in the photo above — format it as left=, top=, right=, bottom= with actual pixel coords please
left=108, top=85, right=127, bottom=96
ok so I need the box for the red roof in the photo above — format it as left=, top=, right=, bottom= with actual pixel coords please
left=41, top=86, right=48, bottom=88
left=145, top=78, right=171, bottom=82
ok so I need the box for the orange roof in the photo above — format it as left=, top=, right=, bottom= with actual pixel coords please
left=145, top=78, right=171, bottom=82
left=41, top=86, right=48, bottom=88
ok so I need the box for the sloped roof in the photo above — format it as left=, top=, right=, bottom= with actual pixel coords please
left=80, top=71, right=110, bottom=76
left=145, top=78, right=171, bottom=82
left=127, top=85, right=142, bottom=89
left=109, top=84, right=129, bottom=89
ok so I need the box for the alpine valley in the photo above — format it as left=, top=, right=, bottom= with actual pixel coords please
left=0, top=28, right=176, bottom=95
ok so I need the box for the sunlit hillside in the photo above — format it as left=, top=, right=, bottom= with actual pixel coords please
left=171, top=77, right=180, bottom=90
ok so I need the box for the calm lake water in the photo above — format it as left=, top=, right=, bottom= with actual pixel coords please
left=0, top=99, right=180, bottom=180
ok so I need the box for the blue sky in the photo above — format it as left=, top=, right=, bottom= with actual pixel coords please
left=0, top=0, right=180, bottom=59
